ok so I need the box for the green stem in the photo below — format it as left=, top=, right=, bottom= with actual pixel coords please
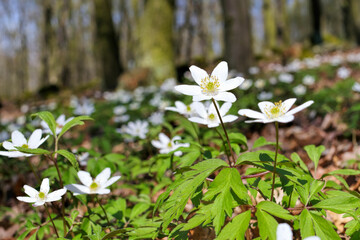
left=45, top=204, right=59, bottom=238
left=211, top=98, right=236, bottom=167
left=215, top=127, right=231, bottom=165
left=26, top=157, right=40, bottom=183
left=270, top=121, right=279, bottom=202
left=96, top=196, right=111, bottom=228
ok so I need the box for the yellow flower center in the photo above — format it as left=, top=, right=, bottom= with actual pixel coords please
left=90, top=181, right=99, bottom=191
left=200, top=76, right=220, bottom=96
left=186, top=105, right=191, bottom=112
left=21, top=144, right=29, bottom=148
left=38, top=192, right=46, bottom=200
left=167, top=142, right=172, bottom=148
left=208, top=113, right=217, bottom=121
left=265, top=101, right=285, bottom=119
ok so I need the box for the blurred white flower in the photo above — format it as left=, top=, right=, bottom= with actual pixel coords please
left=257, top=91, right=273, bottom=101
left=278, top=73, right=294, bottom=83
left=150, top=94, right=162, bottom=107
left=78, top=152, right=90, bottom=167
left=17, top=178, right=66, bottom=207
left=239, top=79, right=253, bottom=90
left=129, top=102, right=140, bottom=110
left=41, top=114, right=74, bottom=136
left=175, top=61, right=244, bottom=102
left=189, top=101, right=237, bottom=128
left=65, top=168, right=120, bottom=195
left=249, top=66, right=260, bottom=75
left=293, top=84, right=306, bottom=96
left=114, top=115, right=130, bottom=123
left=337, top=67, right=351, bottom=79
left=276, top=223, right=320, bottom=240
left=160, top=78, right=177, bottom=92
left=165, top=101, right=197, bottom=117
left=269, top=77, right=277, bottom=85
left=352, top=82, right=360, bottom=92
left=151, top=133, right=189, bottom=156
left=0, top=131, right=9, bottom=142
left=113, top=106, right=127, bottom=115
left=73, top=99, right=95, bottom=116
left=302, top=75, right=315, bottom=86
left=120, top=120, right=149, bottom=139
left=254, top=79, right=265, bottom=89
left=0, top=129, right=48, bottom=158
left=238, top=98, right=314, bottom=123
left=16, top=116, right=26, bottom=125
left=149, top=112, right=164, bottom=125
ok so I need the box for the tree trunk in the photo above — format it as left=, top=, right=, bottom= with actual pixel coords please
left=94, top=0, right=122, bottom=90
left=41, top=0, right=53, bottom=86
left=136, top=0, right=176, bottom=84
left=310, top=0, right=323, bottom=45
left=262, top=0, right=276, bottom=50
left=347, top=0, right=360, bottom=45
left=275, top=0, right=290, bottom=47
left=221, top=0, right=253, bottom=73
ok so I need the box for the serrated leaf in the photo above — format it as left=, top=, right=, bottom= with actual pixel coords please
left=129, top=202, right=150, bottom=220
left=228, top=132, right=247, bottom=146
left=203, top=168, right=250, bottom=234
left=299, top=209, right=316, bottom=238
left=178, top=150, right=201, bottom=167
left=57, top=149, right=79, bottom=171
left=32, top=111, right=56, bottom=136
left=181, top=204, right=213, bottom=231
left=102, top=229, right=128, bottom=240
left=313, top=191, right=360, bottom=213
left=256, top=201, right=294, bottom=221
left=58, top=116, right=92, bottom=139
left=256, top=209, right=277, bottom=240
left=322, top=169, right=360, bottom=177
left=307, top=180, right=325, bottom=205
left=252, top=136, right=276, bottom=149
left=290, top=152, right=308, bottom=172
left=216, top=210, right=251, bottom=240
left=304, top=145, right=325, bottom=172
left=16, top=147, right=51, bottom=155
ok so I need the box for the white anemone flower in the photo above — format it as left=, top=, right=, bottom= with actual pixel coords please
left=65, top=168, right=120, bottom=195
left=293, top=84, right=306, bottom=96
left=238, top=98, right=314, bottom=123
left=337, top=66, right=351, bottom=79
left=352, top=82, right=360, bottom=92
left=165, top=101, right=197, bottom=117
left=0, top=130, right=48, bottom=158
left=121, top=120, right=149, bottom=139
left=151, top=133, right=189, bottom=156
left=17, top=178, right=66, bottom=207
left=174, top=61, right=244, bottom=102
left=189, top=101, right=237, bottom=128
left=276, top=223, right=320, bottom=240
left=149, top=112, right=164, bottom=125
left=41, top=114, right=74, bottom=136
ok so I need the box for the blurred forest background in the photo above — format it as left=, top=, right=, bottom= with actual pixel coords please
left=1, top=0, right=360, bottom=98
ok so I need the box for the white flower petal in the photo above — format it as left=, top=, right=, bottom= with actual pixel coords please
left=102, top=176, right=121, bottom=189
left=282, top=98, right=297, bottom=113
left=208, top=123, right=220, bottom=128
left=193, top=94, right=212, bottom=101
left=57, top=114, right=66, bottom=125
left=188, top=117, right=208, bottom=125
left=277, top=115, right=295, bottom=123
left=303, top=237, right=320, bottom=240
left=24, top=185, right=38, bottom=198
left=219, top=77, right=244, bottom=91
left=17, top=196, right=37, bottom=203
left=35, top=135, right=49, bottom=148
left=175, top=85, right=202, bottom=96
left=65, top=184, right=90, bottom=195
left=213, top=92, right=236, bottom=102
left=211, top=61, right=228, bottom=83
left=258, top=101, right=274, bottom=115
left=192, top=102, right=207, bottom=118
left=96, top=188, right=111, bottom=195
left=40, top=178, right=50, bottom=195
left=189, top=65, right=209, bottom=85
left=151, top=140, right=163, bottom=149
left=32, top=200, right=46, bottom=207
left=46, top=188, right=66, bottom=202
left=0, top=150, right=29, bottom=158
left=276, top=223, right=292, bottom=240
left=2, top=141, right=15, bottom=150
left=78, top=171, right=93, bottom=187
left=238, top=109, right=265, bottom=119
left=28, top=129, right=42, bottom=148
left=159, top=133, right=170, bottom=144
left=219, top=102, right=232, bottom=116
left=95, top=168, right=111, bottom=185
left=245, top=119, right=273, bottom=124
left=286, top=100, right=314, bottom=116
left=222, top=115, right=238, bottom=123
left=11, top=131, right=27, bottom=147
left=165, top=106, right=178, bottom=112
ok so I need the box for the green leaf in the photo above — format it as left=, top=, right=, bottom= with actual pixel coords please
left=203, top=168, right=250, bottom=234
left=32, top=111, right=56, bottom=136
left=252, top=136, right=276, bottom=149
left=160, top=159, right=227, bottom=231
left=101, top=229, right=128, bottom=240
left=18, top=228, right=37, bottom=240
left=58, top=116, right=92, bottom=139
left=228, top=132, right=247, bottom=148
left=304, top=145, right=325, bottom=172
left=322, top=169, right=360, bottom=177
left=256, top=209, right=277, bottom=240
left=256, top=201, right=294, bottom=221
left=181, top=204, right=213, bottom=231
left=56, top=149, right=79, bottom=171
left=313, top=191, right=360, bottom=213
left=129, top=202, right=150, bottom=221
left=300, top=209, right=341, bottom=239
left=290, top=152, right=308, bottom=172
left=15, top=147, right=51, bottom=155
left=178, top=150, right=201, bottom=167
left=307, top=180, right=325, bottom=205
left=216, top=210, right=251, bottom=240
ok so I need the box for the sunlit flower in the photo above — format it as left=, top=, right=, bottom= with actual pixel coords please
left=189, top=101, right=237, bottom=128
left=151, top=133, right=189, bottom=156
left=65, top=168, right=120, bottom=195
left=239, top=79, right=253, bottom=90
left=113, top=106, right=127, bottom=115
left=73, top=99, right=95, bottom=116
left=41, top=114, right=74, bottom=136
left=278, top=73, right=294, bottom=83
left=302, top=75, right=315, bottom=86
left=120, top=120, right=148, bottom=139
left=238, top=98, right=314, bottom=123
left=254, top=79, right=266, bottom=89
left=149, top=112, right=164, bottom=125
left=276, top=223, right=320, bottom=240
left=0, top=129, right=48, bottom=158
left=337, top=66, right=351, bottom=79
left=17, top=178, right=66, bottom=207
left=353, top=82, right=360, bottom=92
left=293, top=84, right=306, bottom=96
left=165, top=101, right=197, bottom=117
left=175, top=61, right=244, bottom=102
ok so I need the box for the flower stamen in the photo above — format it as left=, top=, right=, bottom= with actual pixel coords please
left=265, top=101, right=285, bottom=119
left=200, top=76, right=220, bottom=96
